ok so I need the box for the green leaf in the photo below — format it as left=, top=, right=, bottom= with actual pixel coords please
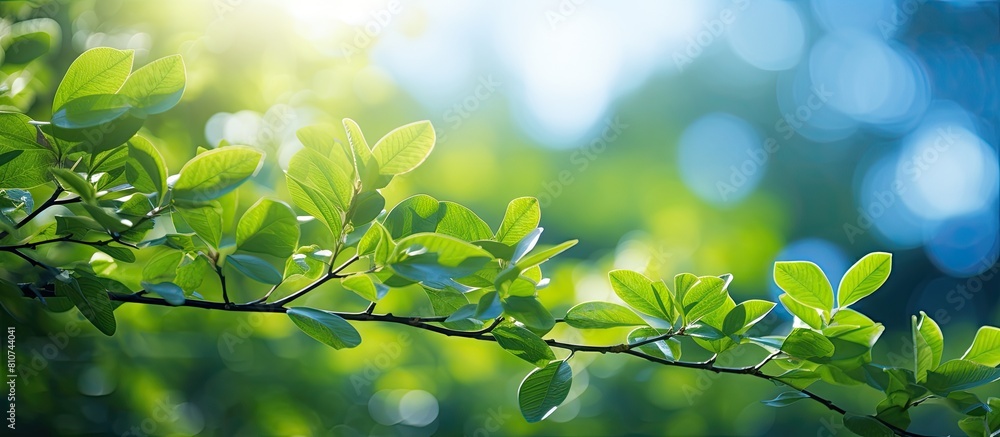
left=55, top=215, right=102, bottom=236
left=371, top=120, right=435, bottom=175
left=389, top=235, right=491, bottom=289
left=474, top=291, right=503, bottom=320
left=49, top=167, right=95, bottom=202
left=53, top=47, right=133, bottom=110
left=782, top=328, right=835, bottom=359
left=774, top=369, right=821, bottom=390
left=608, top=269, right=672, bottom=321
left=125, top=135, right=168, bottom=200
left=287, top=147, right=353, bottom=210
left=140, top=281, right=185, bottom=306
left=564, top=301, right=646, bottom=329
left=516, top=240, right=577, bottom=271
left=118, top=54, right=186, bottom=114
left=174, top=202, right=223, bottom=248
left=681, top=276, right=727, bottom=324
left=383, top=194, right=493, bottom=241
left=175, top=255, right=211, bottom=292
left=779, top=294, right=823, bottom=330
left=95, top=244, right=135, bottom=263
left=762, top=391, right=809, bottom=407
left=51, top=94, right=135, bottom=129
left=518, top=360, right=572, bottom=423
left=341, top=274, right=388, bottom=302
left=843, top=414, right=894, bottom=437
left=774, top=261, right=834, bottom=314
left=722, top=300, right=776, bottom=336
left=492, top=323, right=556, bottom=367
left=423, top=286, right=482, bottom=331
left=961, top=326, right=1000, bottom=367
left=924, top=360, right=1000, bottom=396
left=838, top=252, right=892, bottom=308
left=502, top=296, right=556, bottom=335
left=287, top=307, right=361, bottom=350
left=172, top=146, right=264, bottom=202
left=227, top=252, right=283, bottom=285
left=236, top=198, right=299, bottom=258
left=495, top=197, right=541, bottom=245
left=913, top=311, right=943, bottom=382
left=628, top=327, right=681, bottom=361
left=286, top=173, right=343, bottom=237
left=673, top=273, right=698, bottom=304
left=295, top=124, right=353, bottom=176
left=56, top=276, right=116, bottom=336
left=832, top=308, right=875, bottom=327
left=391, top=232, right=492, bottom=267
left=142, top=250, right=183, bottom=283
left=0, top=114, right=56, bottom=189
left=350, top=191, right=385, bottom=225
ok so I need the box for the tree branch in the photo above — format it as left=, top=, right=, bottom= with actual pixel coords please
left=14, top=286, right=935, bottom=437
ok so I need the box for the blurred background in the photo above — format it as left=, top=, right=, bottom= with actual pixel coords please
left=2, top=0, right=998, bottom=435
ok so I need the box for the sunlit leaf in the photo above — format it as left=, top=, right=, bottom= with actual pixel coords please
left=287, top=307, right=361, bottom=350
left=837, top=252, right=892, bottom=308
left=518, top=360, right=572, bottom=423
left=564, top=301, right=646, bottom=329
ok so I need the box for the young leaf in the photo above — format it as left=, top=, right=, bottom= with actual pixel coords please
left=0, top=113, right=56, bottom=189
left=125, top=135, right=168, bottom=201
left=762, top=391, right=809, bottom=407
left=287, top=307, right=362, bottom=350
left=140, top=281, right=185, bottom=306
left=837, top=252, right=892, bottom=308
left=52, top=47, right=133, bottom=110
left=227, top=253, right=283, bottom=285
left=236, top=198, right=299, bottom=258
left=779, top=294, right=823, bottom=330
left=913, top=311, right=943, bottom=382
left=56, top=276, right=116, bottom=336
left=961, top=326, right=1000, bottom=367
left=495, top=197, right=541, bottom=245
left=350, top=191, right=385, bottom=225
left=781, top=328, right=835, bottom=359
left=474, top=291, right=503, bottom=320
left=722, top=300, right=776, bottom=336
left=382, top=195, right=493, bottom=241
left=681, top=276, right=727, bottom=324
left=142, top=250, right=183, bottom=283
left=564, top=301, right=646, bottom=329
left=608, top=270, right=672, bottom=321
left=174, top=202, right=223, bottom=248
left=49, top=168, right=95, bottom=202
left=924, top=360, right=1000, bottom=396
left=774, top=261, right=834, bottom=316
left=295, top=124, right=353, bottom=176
left=492, top=323, right=556, bottom=367
left=372, top=120, right=435, bottom=175
left=50, top=94, right=135, bottom=130
left=673, top=273, right=698, bottom=304
left=286, top=148, right=353, bottom=211
left=502, top=296, right=555, bottom=335
left=518, top=360, right=572, bottom=423
left=118, top=54, right=186, bottom=114
left=341, top=274, right=389, bottom=302
left=515, top=240, right=577, bottom=271
left=172, top=146, right=264, bottom=202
